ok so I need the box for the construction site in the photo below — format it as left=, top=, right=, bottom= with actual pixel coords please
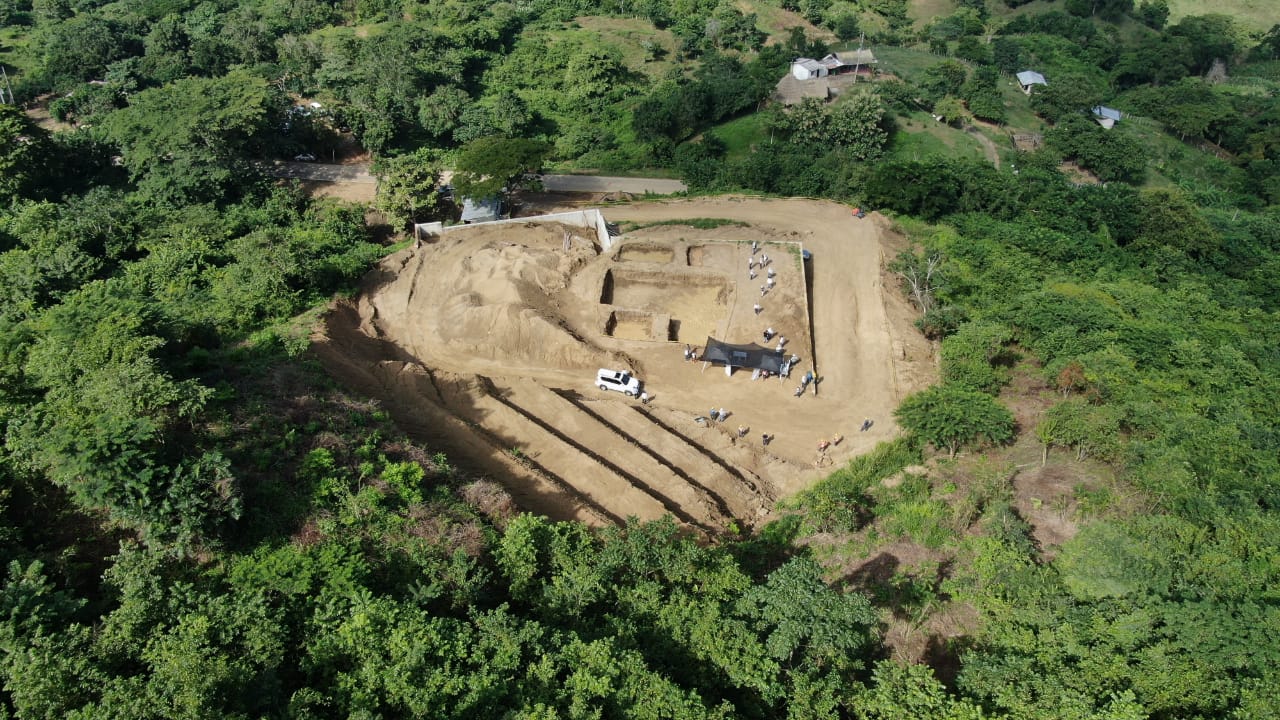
left=313, top=197, right=937, bottom=533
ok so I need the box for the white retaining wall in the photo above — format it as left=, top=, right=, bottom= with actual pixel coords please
left=417, top=209, right=614, bottom=250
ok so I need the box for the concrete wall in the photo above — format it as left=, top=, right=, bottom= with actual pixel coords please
left=433, top=209, right=615, bottom=250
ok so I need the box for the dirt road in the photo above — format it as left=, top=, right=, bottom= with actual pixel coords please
left=265, top=162, right=687, bottom=195
left=540, top=175, right=687, bottom=194
left=263, top=161, right=376, bottom=183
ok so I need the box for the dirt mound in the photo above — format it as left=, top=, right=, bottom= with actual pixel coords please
left=356, top=222, right=628, bottom=377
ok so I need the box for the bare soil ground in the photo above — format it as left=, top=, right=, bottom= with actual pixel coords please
left=312, top=197, right=936, bottom=533
left=296, top=180, right=377, bottom=204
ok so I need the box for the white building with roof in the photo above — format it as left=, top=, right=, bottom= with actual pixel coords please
left=1017, top=70, right=1048, bottom=95
left=1092, top=105, right=1122, bottom=129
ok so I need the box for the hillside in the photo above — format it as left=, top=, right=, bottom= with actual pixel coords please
left=0, top=0, right=1278, bottom=716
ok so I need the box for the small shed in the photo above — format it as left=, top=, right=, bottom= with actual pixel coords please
left=791, top=58, right=826, bottom=81
left=835, top=48, right=878, bottom=72
left=460, top=196, right=503, bottom=224
left=1016, top=70, right=1047, bottom=95
left=1092, top=105, right=1122, bottom=129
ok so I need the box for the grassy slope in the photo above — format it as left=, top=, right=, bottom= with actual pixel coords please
left=908, top=0, right=957, bottom=27
left=888, top=111, right=990, bottom=162
left=1167, top=0, right=1275, bottom=32
left=572, top=16, right=682, bottom=81
left=736, top=0, right=833, bottom=44
left=0, top=26, right=35, bottom=79
left=713, top=113, right=771, bottom=162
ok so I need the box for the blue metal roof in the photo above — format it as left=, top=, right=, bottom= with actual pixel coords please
left=1092, top=105, right=1122, bottom=122
left=460, top=196, right=503, bottom=223
left=1017, top=70, right=1047, bottom=86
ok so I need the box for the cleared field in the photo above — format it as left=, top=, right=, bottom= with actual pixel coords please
left=736, top=0, right=833, bottom=44
left=572, top=16, right=682, bottom=81
left=908, top=0, right=956, bottom=26
left=711, top=114, right=770, bottom=163
left=1167, top=0, right=1274, bottom=31
left=888, top=112, right=991, bottom=162
left=314, top=198, right=938, bottom=532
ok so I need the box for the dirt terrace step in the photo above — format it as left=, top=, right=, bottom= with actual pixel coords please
left=312, top=351, right=613, bottom=525
left=431, top=373, right=673, bottom=526
left=633, top=406, right=783, bottom=501
left=562, top=392, right=770, bottom=524
left=488, top=378, right=729, bottom=533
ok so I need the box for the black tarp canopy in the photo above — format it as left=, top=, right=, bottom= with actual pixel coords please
left=699, top=337, right=785, bottom=373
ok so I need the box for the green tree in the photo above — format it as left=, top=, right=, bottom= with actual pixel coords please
left=828, top=91, right=888, bottom=159
left=1031, top=72, right=1106, bottom=124
left=373, top=148, right=442, bottom=230
left=933, top=96, right=967, bottom=127
left=35, top=13, right=132, bottom=86
left=103, top=70, right=281, bottom=204
left=785, top=91, right=887, bottom=159
left=1132, top=188, right=1221, bottom=259
left=920, top=60, right=969, bottom=102
left=1044, top=398, right=1120, bottom=461
left=940, top=321, right=1013, bottom=393
left=0, top=106, right=51, bottom=202
left=895, top=384, right=1015, bottom=458
left=452, top=137, right=549, bottom=201
left=737, top=557, right=877, bottom=675
left=1136, top=0, right=1170, bottom=29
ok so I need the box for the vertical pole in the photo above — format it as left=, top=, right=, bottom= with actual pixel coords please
left=853, top=32, right=865, bottom=82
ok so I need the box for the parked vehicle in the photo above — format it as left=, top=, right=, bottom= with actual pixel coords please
left=596, top=369, right=641, bottom=397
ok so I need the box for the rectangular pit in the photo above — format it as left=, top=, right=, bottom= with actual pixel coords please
left=615, top=242, right=674, bottom=264
left=604, top=310, right=659, bottom=341
left=687, top=243, right=740, bottom=268
left=601, top=268, right=730, bottom=342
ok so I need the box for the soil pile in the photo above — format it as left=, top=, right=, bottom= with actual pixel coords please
left=355, top=222, right=624, bottom=377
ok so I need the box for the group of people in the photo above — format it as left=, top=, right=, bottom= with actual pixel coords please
left=750, top=243, right=777, bottom=297
left=794, top=370, right=816, bottom=397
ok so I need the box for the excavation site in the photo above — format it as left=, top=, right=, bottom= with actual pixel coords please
left=313, top=197, right=937, bottom=532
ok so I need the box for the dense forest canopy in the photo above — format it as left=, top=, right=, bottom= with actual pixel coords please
left=1, top=0, right=1279, bottom=716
